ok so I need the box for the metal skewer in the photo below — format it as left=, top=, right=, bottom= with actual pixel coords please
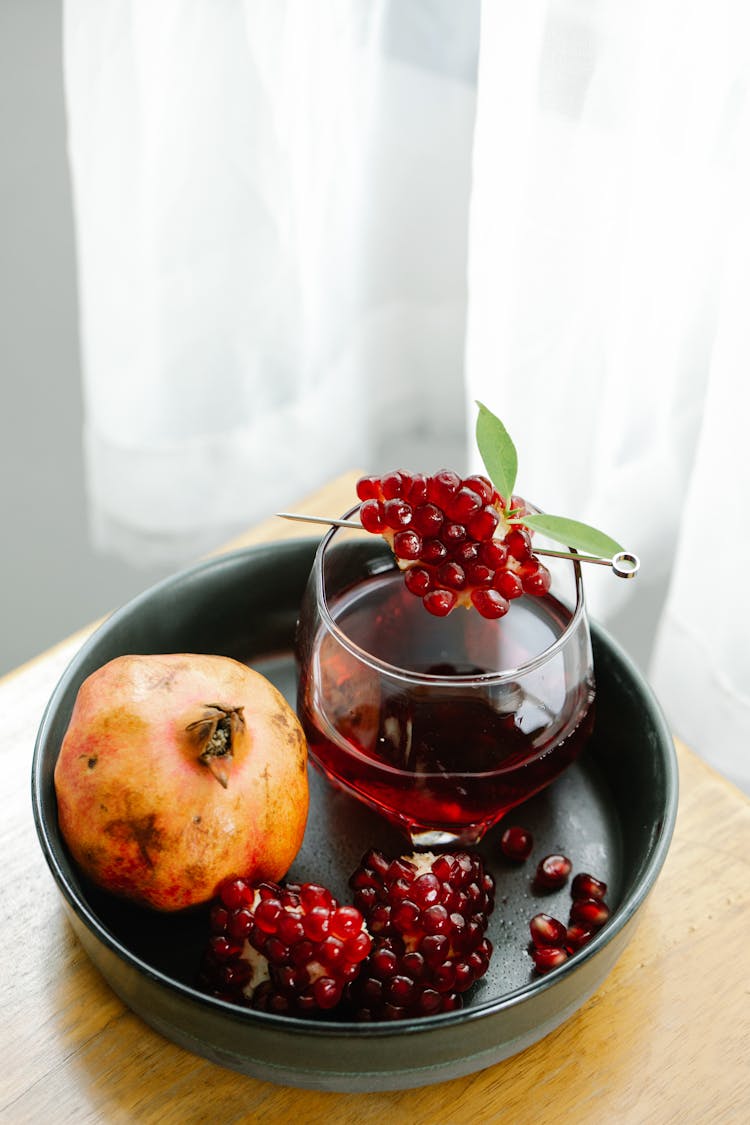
left=276, top=512, right=640, bottom=578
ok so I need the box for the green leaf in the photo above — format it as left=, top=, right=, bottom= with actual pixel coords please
left=475, top=401, right=517, bottom=505
left=518, top=513, right=624, bottom=557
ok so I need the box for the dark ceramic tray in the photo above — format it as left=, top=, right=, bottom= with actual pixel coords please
left=32, top=538, right=678, bottom=1092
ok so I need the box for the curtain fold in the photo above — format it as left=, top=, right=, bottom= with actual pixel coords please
left=64, top=0, right=749, bottom=790
left=64, top=0, right=478, bottom=561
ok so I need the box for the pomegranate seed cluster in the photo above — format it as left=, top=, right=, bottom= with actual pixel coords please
left=355, top=470, right=551, bottom=618
left=197, top=878, right=372, bottom=1015
left=347, top=849, right=496, bottom=1020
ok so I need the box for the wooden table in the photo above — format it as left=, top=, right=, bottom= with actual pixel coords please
left=2, top=473, right=749, bottom=1123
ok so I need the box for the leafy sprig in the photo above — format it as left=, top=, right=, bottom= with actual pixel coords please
left=475, top=401, right=624, bottom=557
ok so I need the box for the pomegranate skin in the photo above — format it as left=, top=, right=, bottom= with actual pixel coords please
left=53, top=653, right=309, bottom=911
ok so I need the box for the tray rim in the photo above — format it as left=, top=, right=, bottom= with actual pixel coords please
left=31, top=537, right=679, bottom=1041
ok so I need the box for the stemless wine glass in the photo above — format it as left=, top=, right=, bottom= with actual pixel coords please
left=296, top=509, right=595, bottom=848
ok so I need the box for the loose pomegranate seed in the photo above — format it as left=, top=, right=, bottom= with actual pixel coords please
left=404, top=566, right=433, bottom=596
left=571, top=873, right=608, bottom=901
left=359, top=499, right=385, bottom=533
left=393, top=529, right=423, bottom=560
left=535, top=854, right=572, bottom=891
left=423, top=588, right=457, bottom=616
left=348, top=849, right=495, bottom=1020
left=529, top=913, right=568, bottom=948
left=530, top=945, right=568, bottom=974
left=356, top=475, right=381, bottom=501
left=383, top=498, right=413, bottom=530
left=471, top=588, right=510, bottom=619
left=500, top=825, right=534, bottom=861
left=569, top=898, right=610, bottom=929
left=565, top=923, right=594, bottom=953
left=198, top=878, right=372, bottom=1015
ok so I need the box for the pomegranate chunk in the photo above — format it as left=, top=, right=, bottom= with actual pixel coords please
left=348, top=849, right=495, bottom=1020
left=198, top=877, right=372, bottom=1015
left=355, top=470, right=552, bottom=619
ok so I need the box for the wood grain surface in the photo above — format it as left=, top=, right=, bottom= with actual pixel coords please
left=2, top=473, right=748, bottom=1124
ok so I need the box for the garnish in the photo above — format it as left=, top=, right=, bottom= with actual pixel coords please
left=474, top=401, right=624, bottom=557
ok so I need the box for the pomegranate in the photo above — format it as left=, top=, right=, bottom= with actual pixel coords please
left=54, top=653, right=309, bottom=911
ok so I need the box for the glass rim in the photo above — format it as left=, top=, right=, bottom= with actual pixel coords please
left=313, top=505, right=588, bottom=685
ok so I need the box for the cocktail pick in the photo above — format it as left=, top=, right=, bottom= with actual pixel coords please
left=275, top=512, right=640, bottom=578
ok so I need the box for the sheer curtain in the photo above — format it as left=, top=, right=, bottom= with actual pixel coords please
left=64, top=1, right=749, bottom=791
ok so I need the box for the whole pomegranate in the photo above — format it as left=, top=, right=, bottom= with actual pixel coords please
left=54, top=653, right=309, bottom=911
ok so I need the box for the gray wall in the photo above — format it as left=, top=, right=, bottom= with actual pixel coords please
left=0, top=1, right=171, bottom=676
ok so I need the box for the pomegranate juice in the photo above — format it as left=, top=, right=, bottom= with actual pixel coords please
left=298, top=570, right=595, bottom=841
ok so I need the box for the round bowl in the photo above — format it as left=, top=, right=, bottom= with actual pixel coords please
left=32, top=538, right=678, bottom=1092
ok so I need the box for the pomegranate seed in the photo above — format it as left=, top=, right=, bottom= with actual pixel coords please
left=421, top=538, right=448, bottom=565
left=393, top=529, right=422, bottom=560
left=383, top=498, right=413, bottom=530
left=453, top=541, right=480, bottom=564
left=462, top=475, right=495, bottom=504
left=356, top=475, right=381, bottom=501
left=529, top=913, right=568, bottom=948
left=569, top=898, right=610, bottom=929
left=505, top=528, right=532, bottom=561
left=467, top=505, right=499, bottom=541
left=535, top=854, right=572, bottom=891
left=530, top=946, right=568, bottom=974
left=411, top=503, right=444, bottom=536
left=359, top=499, right=385, bottom=533
left=423, top=589, right=457, bottom=616
left=521, top=563, right=551, bottom=597
left=465, top=562, right=494, bottom=587
left=436, top=561, right=466, bottom=591
left=407, top=473, right=428, bottom=506
left=440, top=522, right=467, bottom=548
left=509, top=494, right=528, bottom=517
left=571, top=873, right=608, bottom=901
left=404, top=566, right=432, bottom=597
left=493, top=569, right=523, bottom=599
left=565, top=924, right=594, bottom=953
left=471, top=588, right=510, bottom=619
left=447, top=487, right=482, bottom=523
left=500, top=825, right=534, bottom=861
left=479, top=540, right=508, bottom=569
left=381, top=470, right=407, bottom=499
left=427, top=470, right=461, bottom=508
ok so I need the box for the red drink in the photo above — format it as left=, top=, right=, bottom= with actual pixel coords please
left=297, top=568, right=594, bottom=845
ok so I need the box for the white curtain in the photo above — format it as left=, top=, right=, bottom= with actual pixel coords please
left=64, top=0, right=750, bottom=792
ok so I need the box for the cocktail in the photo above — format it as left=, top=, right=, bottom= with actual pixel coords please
left=296, top=521, right=596, bottom=848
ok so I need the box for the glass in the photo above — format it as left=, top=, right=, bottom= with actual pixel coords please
left=296, top=508, right=595, bottom=848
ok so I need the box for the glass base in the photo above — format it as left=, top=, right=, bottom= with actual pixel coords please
left=406, top=822, right=494, bottom=850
